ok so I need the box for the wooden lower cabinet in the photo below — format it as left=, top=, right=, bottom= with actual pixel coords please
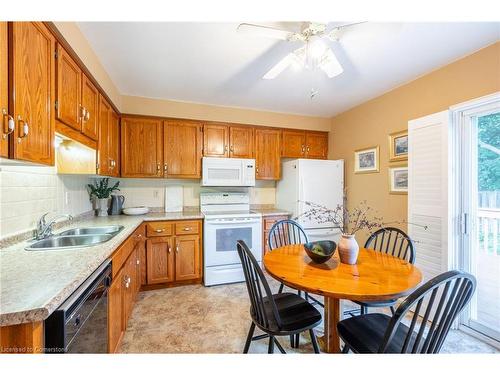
left=108, top=266, right=124, bottom=353
left=145, top=220, right=203, bottom=286
left=146, top=237, right=175, bottom=284
left=263, top=215, right=289, bottom=255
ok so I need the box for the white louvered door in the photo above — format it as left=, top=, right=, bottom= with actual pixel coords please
left=408, top=110, right=453, bottom=283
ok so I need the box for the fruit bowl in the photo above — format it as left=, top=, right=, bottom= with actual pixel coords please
left=304, top=240, right=337, bottom=264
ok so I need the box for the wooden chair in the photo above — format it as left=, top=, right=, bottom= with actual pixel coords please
left=352, top=227, right=416, bottom=315
left=338, top=270, right=476, bottom=353
left=237, top=240, right=322, bottom=354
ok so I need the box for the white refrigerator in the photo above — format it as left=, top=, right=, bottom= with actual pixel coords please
left=276, top=159, right=344, bottom=243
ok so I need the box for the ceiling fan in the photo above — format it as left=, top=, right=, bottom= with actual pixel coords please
left=237, top=21, right=364, bottom=80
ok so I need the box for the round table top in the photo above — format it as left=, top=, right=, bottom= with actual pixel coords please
left=264, top=245, right=423, bottom=301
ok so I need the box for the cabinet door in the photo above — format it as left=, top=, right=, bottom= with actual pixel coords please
left=175, top=235, right=201, bottom=281
left=122, top=250, right=137, bottom=327
left=121, top=117, right=163, bottom=178
left=305, top=132, right=329, bottom=159
left=11, top=22, right=55, bottom=165
left=56, top=44, right=81, bottom=131
left=108, top=267, right=124, bottom=353
left=229, top=125, right=254, bottom=159
left=109, top=110, right=120, bottom=177
left=1, top=22, right=9, bottom=158
left=282, top=129, right=306, bottom=158
left=203, top=122, right=228, bottom=157
left=164, top=120, right=202, bottom=178
left=81, top=74, right=99, bottom=140
left=146, top=237, right=174, bottom=284
left=255, top=128, right=281, bottom=180
left=97, top=95, right=110, bottom=175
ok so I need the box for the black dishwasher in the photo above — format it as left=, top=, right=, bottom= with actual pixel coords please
left=45, top=260, right=111, bottom=353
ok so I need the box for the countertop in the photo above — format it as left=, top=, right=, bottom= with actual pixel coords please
left=251, top=208, right=291, bottom=217
left=0, top=210, right=203, bottom=327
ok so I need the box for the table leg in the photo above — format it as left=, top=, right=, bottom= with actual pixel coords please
left=318, top=297, right=341, bottom=353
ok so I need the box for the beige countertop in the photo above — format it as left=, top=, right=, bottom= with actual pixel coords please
left=251, top=208, right=291, bottom=217
left=0, top=210, right=203, bottom=327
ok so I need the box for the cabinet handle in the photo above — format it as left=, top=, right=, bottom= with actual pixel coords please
left=154, top=228, right=165, bottom=233
left=164, top=163, right=168, bottom=173
left=224, top=145, right=228, bottom=152
left=306, top=146, right=310, bottom=152
left=176, top=244, right=179, bottom=253
left=230, top=145, right=234, bottom=152
left=168, top=246, right=172, bottom=254
left=183, top=227, right=192, bottom=231
left=136, top=259, right=140, bottom=265
left=85, top=108, right=90, bottom=121
left=2, top=109, right=14, bottom=138
left=156, top=163, right=161, bottom=174
left=301, top=145, right=305, bottom=154
left=17, top=116, right=28, bottom=139
left=80, top=105, right=85, bottom=121
left=256, top=167, right=259, bottom=174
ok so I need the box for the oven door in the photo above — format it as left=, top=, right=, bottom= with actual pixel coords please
left=204, top=218, right=262, bottom=266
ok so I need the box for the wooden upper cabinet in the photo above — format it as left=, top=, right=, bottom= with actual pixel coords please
left=11, top=22, right=55, bottom=166
left=203, top=122, right=228, bottom=157
left=81, top=75, right=99, bottom=140
left=0, top=22, right=8, bottom=158
left=164, top=120, right=202, bottom=179
left=56, top=44, right=81, bottom=131
left=121, top=117, right=163, bottom=178
left=109, top=110, right=120, bottom=177
left=255, top=128, right=282, bottom=180
left=282, top=129, right=306, bottom=158
left=305, top=132, right=329, bottom=159
left=175, top=235, right=201, bottom=281
left=146, top=237, right=175, bottom=284
left=97, top=95, right=111, bottom=175
left=229, top=125, right=254, bottom=159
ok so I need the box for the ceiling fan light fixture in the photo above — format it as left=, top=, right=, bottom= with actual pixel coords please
left=319, top=49, right=343, bottom=78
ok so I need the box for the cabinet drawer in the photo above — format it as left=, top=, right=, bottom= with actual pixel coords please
left=111, top=235, right=135, bottom=278
left=146, top=222, right=173, bottom=237
left=264, top=216, right=288, bottom=230
left=175, top=221, right=200, bottom=235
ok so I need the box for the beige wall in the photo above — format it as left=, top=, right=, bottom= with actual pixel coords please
left=330, top=42, right=500, bottom=245
left=121, top=95, right=331, bottom=130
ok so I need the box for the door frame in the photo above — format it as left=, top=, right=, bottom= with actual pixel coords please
left=450, top=91, right=500, bottom=343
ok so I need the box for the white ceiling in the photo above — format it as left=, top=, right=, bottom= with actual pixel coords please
left=77, top=22, right=500, bottom=117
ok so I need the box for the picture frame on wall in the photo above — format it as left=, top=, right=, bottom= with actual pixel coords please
left=354, top=146, right=380, bottom=174
left=389, top=164, right=408, bottom=194
left=389, top=130, right=408, bottom=161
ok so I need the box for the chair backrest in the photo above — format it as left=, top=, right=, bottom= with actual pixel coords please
left=237, top=240, right=282, bottom=330
left=268, top=219, right=308, bottom=251
left=365, top=227, right=416, bottom=264
left=379, top=270, right=476, bottom=353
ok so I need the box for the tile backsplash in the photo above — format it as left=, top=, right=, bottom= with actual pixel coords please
left=0, top=165, right=92, bottom=239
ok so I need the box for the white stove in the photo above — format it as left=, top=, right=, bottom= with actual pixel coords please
left=201, top=192, right=262, bottom=286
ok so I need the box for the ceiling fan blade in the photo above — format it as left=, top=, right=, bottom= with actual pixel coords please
left=319, top=49, right=343, bottom=78
left=237, top=23, right=296, bottom=41
left=263, top=53, right=296, bottom=79
left=325, top=21, right=367, bottom=41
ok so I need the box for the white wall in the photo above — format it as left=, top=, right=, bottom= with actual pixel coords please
left=0, top=165, right=92, bottom=239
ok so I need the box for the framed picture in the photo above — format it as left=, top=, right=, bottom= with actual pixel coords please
left=354, top=146, right=379, bottom=174
left=389, top=130, right=408, bottom=161
left=389, top=164, right=408, bottom=194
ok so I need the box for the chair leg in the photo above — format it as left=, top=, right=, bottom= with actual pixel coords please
left=274, top=337, right=286, bottom=354
left=278, top=283, right=284, bottom=294
left=268, top=336, right=275, bottom=354
left=390, top=306, right=396, bottom=315
left=295, top=333, right=300, bottom=348
left=309, top=329, right=320, bottom=354
left=342, top=345, right=349, bottom=353
left=243, top=322, right=255, bottom=354
left=360, top=306, right=367, bottom=315
left=289, top=335, right=295, bottom=348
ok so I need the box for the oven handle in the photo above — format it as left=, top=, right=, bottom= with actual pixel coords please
left=205, top=219, right=262, bottom=225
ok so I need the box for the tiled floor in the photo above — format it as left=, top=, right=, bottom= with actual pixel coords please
left=120, top=280, right=499, bottom=354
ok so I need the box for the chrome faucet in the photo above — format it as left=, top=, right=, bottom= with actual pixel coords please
left=35, top=213, right=74, bottom=240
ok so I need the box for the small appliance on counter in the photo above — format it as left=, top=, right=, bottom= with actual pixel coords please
left=165, top=186, right=183, bottom=212
left=108, top=195, right=125, bottom=215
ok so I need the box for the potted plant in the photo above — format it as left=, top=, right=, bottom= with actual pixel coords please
left=298, top=200, right=383, bottom=264
left=87, top=178, right=120, bottom=217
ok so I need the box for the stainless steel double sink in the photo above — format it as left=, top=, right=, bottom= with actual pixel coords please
left=25, top=225, right=124, bottom=251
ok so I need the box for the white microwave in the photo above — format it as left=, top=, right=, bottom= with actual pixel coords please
left=202, top=157, right=256, bottom=187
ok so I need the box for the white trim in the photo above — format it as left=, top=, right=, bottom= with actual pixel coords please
left=450, top=91, right=500, bottom=112
left=459, top=325, right=500, bottom=351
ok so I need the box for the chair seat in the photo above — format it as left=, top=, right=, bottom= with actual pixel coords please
left=352, top=299, right=397, bottom=308
left=253, top=293, right=322, bottom=334
left=338, top=313, right=417, bottom=353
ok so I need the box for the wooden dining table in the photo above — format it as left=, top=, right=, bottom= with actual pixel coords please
left=263, top=244, right=423, bottom=353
